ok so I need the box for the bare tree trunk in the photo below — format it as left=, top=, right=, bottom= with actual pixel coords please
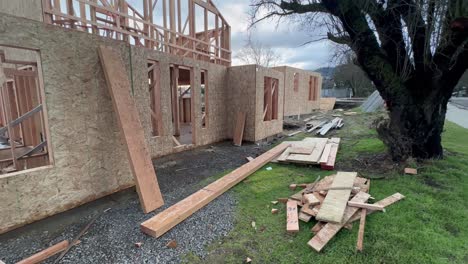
left=376, top=81, right=451, bottom=161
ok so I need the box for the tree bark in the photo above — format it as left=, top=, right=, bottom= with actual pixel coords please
left=376, top=81, right=452, bottom=161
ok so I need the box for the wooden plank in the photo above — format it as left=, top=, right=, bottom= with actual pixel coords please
left=141, top=143, right=290, bottom=237
left=319, top=97, right=336, bottom=111
left=347, top=193, right=405, bottom=223
left=287, top=200, right=299, bottom=232
left=321, top=139, right=340, bottom=170
left=348, top=201, right=385, bottom=211
left=298, top=211, right=312, bottom=222
left=311, top=222, right=325, bottom=234
left=98, top=46, right=164, bottom=213
left=356, top=208, right=367, bottom=252
left=289, top=147, right=313, bottom=155
left=232, top=112, right=246, bottom=146
left=303, top=193, right=320, bottom=205
left=17, top=240, right=69, bottom=264
left=308, top=191, right=371, bottom=252
left=319, top=143, right=332, bottom=164
left=286, top=138, right=328, bottom=164
left=404, top=168, right=417, bottom=175
left=316, top=171, right=358, bottom=223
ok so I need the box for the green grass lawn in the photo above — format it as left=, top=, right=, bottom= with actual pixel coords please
left=184, top=112, right=468, bottom=264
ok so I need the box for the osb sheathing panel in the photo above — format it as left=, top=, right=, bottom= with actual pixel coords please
left=254, top=67, right=284, bottom=141
left=0, top=0, right=43, bottom=22
left=226, top=65, right=257, bottom=141
left=0, top=14, right=134, bottom=234
left=273, top=66, right=322, bottom=116
left=0, top=13, right=234, bottom=233
left=131, top=47, right=229, bottom=158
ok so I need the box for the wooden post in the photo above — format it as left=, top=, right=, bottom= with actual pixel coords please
left=90, top=0, right=98, bottom=34
left=1, top=82, right=19, bottom=170
left=151, top=62, right=164, bottom=136
left=42, top=0, right=53, bottom=24
left=66, top=0, right=76, bottom=28
left=169, top=0, right=176, bottom=54
left=143, top=0, right=150, bottom=47
left=171, top=66, right=180, bottom=136
left=162, top=0, right=168, bottom=52
left=215, top=14, right=219, bottom=63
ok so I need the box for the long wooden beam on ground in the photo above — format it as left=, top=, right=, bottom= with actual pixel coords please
left=98, top=46, right=164, bottom=213
left=141, top=143, right=290, bottom=238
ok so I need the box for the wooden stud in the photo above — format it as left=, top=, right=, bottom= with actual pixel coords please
left=17, top=240, right=69, bottom=264
left=347, top=193, right=405, bottom=223
left=347, top=201, right=385, bottom=211
left=232, top=112, right=246, bottom=146
left=356, top=208, right=367, bottom=252
left=286, top=200, right=299, bottom=233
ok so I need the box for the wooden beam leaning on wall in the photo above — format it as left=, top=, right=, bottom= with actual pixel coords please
left=141, top=142, right=290, bottom=237
left=233, top=112, right=246, bottom=146
left=98, top=46, right=164, bottom=213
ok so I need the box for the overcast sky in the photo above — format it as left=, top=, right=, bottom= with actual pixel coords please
left=213, top=0, right=334, bottom=70
left=126, top=0, right=335, bottom=70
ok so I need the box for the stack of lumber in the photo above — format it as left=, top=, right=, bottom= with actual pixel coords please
left=279, top=172, right=405, bottom=252
left=275, top=137, right=340, bottom=170
left=307, top=117, right=343, bottom=135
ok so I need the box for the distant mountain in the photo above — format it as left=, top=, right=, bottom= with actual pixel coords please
left=312, top=67, right=335, bottom=79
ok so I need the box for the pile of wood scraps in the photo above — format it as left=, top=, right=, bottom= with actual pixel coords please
left=275, top=137, right=340, bottom=170
left=307, top=117, right=344, bottom=135
left=277, top=172, right=405, bottom=252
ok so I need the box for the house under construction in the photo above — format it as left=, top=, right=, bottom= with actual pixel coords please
left=0, top=0, right=323, bottom=235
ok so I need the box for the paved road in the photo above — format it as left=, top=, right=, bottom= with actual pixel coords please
left=450, top=97, right=468, bottom=109
left=447, top=98, right=468, bottom=128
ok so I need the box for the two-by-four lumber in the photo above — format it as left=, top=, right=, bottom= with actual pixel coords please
left=320, top=138, right=340, bottom=170
left=347, top=193, right=405, bottom=223
left=98, top=46, right=164, bottom=213
left=356, top=208, right=367, bottom=252
left=308, top=191, right=371, bottom=252
left=233, top=111, right=246, bottom=146
left=316, top=171, right=358, bottom=223
left=287, top=200, right=300, bottom=232
left=141, top=143, right=290, bottom=238
left=348, top=201, right=385, bottom=211
left=16, top=240, right=69, bottom=264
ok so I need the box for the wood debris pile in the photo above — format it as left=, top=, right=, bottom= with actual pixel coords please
left=275, top=137, right=340, bottom=170
left=306, top=117, right=344, bottom=135
left=277, top=172, right=405, bottom=252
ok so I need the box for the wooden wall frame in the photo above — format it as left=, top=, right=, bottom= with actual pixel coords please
left=0, top=46, right=54, bottom=175
left=41, top=0, right=231, bottom=66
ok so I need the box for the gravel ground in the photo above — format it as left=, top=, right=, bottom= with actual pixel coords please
left=0, top=141, right=274, bottom=264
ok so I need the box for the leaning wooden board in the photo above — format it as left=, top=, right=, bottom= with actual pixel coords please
left=141, top=143, right=290, bottom=237
left=98, top=46, right=164, bottom=213
left=315, top=172, right=357, bottom=223
left=233, top=112, right=246, bottom=146
left=308, top=191, right=371, bottom=252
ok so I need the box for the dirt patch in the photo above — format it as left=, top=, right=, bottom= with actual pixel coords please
left=337, top=152, right=399, bottom=177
